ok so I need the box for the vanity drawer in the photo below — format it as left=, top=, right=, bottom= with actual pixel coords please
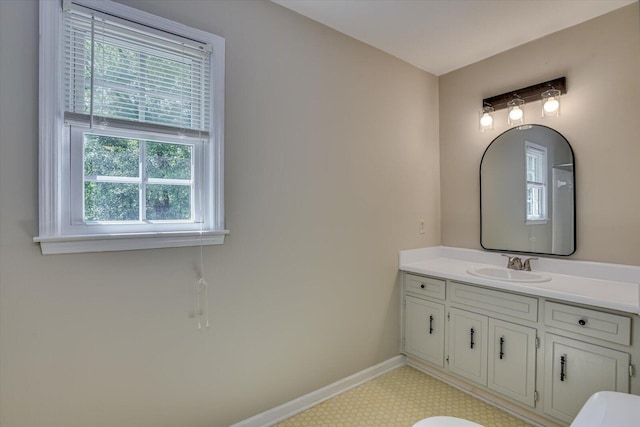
left=405, top=274, right=446, bottom=300
left=449, top=282, right=538, bottom=322
left=544, top=302, right=631, bottom=346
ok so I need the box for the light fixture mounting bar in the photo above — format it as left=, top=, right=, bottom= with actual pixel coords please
left=482, top=77, right=566, bottom=111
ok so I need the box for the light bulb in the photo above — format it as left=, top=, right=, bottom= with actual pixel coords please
left=480, top=113, right=493, bottom=127
left=479, top=105, right=494, bottom=131
left=509, top=107, right=523, bottom=121
left=541, top=88, right=561, bottom=117
left=543, top=97, right=560, bottom=114
left=507, top=97, right=525, bottom=125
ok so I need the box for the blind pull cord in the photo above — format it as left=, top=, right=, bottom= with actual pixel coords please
left=196, top=128, right=209, bottom=330
left=98, top=17, right=107, bottom=129
left=196, top=277, right=209, bottom=330
left=89, top=14, right=95, bottom=129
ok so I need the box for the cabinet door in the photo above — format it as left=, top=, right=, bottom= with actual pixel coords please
left=544, top=333, right=630, bottom=424
left=487, top=318, right=537, bottom=407
left=404, top=296, right=445, bottom=367
left=448, top=308, right=488, bottom=386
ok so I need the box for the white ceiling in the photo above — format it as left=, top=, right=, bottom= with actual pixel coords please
left=272, top=0, right=636, bottom=76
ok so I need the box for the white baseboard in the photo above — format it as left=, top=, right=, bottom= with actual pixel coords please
left=230, top=355, right=407, bottom=427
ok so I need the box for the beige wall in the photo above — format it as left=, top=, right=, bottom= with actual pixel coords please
left=440, top=3, right=640, bottom=266
left=3, top=1, right=639, bottom=427
left=0, top=1, right=440, bottom=426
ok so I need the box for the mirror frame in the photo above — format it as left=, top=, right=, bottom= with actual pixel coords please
left=480, top=125, right=576, bottom=256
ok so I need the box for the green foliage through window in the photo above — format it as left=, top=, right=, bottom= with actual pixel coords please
left=83, top=134, right=193, bottom=222
left=84, top=135, right=139, bottom=177
left=85, top=182, right=139, bottom=221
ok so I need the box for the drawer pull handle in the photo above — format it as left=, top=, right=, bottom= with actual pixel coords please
left=560, top=354, right=567, bottom=382
left=420, top=283, right=425, bottom=289
left=470, top=328, right=475, bottom=349
left=429, top=315, right=434, bottom=334
left=578, top=319, right=587, bottom=326
left=499, top=336, right=505, bottom=360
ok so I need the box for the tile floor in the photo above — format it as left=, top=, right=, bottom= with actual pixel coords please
left=275, top=366, right=532, bottom=427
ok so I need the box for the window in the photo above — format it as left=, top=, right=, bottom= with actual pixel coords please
left=525, top=141, right=548, bottom=222
left=36, top=0, right=227, bottom=254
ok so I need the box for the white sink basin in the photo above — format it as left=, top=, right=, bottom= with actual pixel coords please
left=571, top=391, right=640, bottom=427
left=467, top=266, right=551, bottom=283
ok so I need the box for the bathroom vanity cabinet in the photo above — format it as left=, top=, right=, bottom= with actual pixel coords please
left=401, top=272, right=636, bottom=426
left=405, top=295, right=446, bottom=367
left=542, top=302, right=631, bottom=423
left=403, top=274, right=446, bottom=367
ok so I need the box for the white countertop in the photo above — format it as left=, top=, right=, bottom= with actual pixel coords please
left=399, top=247, right=640, bottom=315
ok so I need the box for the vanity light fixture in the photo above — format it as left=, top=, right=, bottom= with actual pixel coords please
left=480, top=77, right=567, bottom=130
left=479, top=104, right=494, bottom=131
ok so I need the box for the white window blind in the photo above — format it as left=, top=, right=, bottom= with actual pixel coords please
left=525, top=142, right=548, bottom=221
left=526, top=145, right=546, bottom=184
left=63, top=3, right=212, bottom=138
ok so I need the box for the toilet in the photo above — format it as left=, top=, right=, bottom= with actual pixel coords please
left=569, top=391, right=640, bottom=427
left=413, top=391, right=640, bottom=427
left=412, top=416, right=484, bottom=427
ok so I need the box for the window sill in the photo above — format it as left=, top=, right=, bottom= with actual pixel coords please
left=34, top=230, right=229, bottom=255
left=525, top=219, right=549, bottom=225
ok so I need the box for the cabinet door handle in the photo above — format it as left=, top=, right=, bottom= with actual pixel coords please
left=429, top=315, right=434, bottom=335
left=499, top=336, right=505, bottom=360
left=420, top=283, right=425, bottom=289
left=578, top=318, right=587, bottom=326
left=560, top=354, right=567, bottom=382
left=470, top=328, right=475, bottom=349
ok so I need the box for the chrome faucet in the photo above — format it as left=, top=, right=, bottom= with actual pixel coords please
left=502, top=254, right=538, bottom=271
left=522, top=257, right=538, bottom=271
left=502, top=254, right=522, bottom=270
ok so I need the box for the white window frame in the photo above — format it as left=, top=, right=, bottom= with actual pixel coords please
left=36, top=0, right=227, bottom=254
left=525, top=141, right=548, bottom=224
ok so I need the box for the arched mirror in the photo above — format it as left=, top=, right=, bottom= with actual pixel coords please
left=480, top=125, right=575, bottom=256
